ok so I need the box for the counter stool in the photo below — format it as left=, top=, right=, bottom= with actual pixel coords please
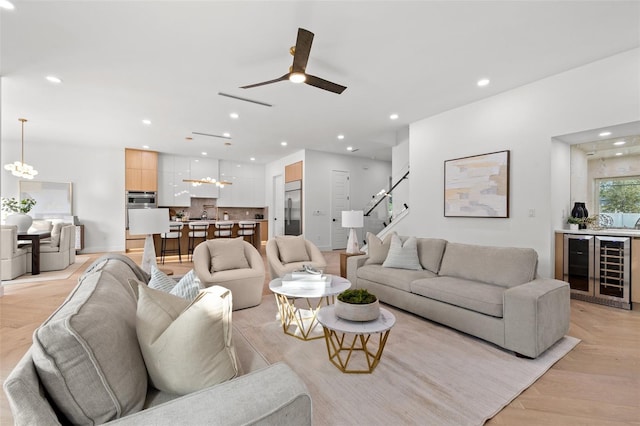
left=237, top=221, right=257, bottom=245
left=188, top=222, right=209, bottom=260
left=160, top=223, right=184, bottom=264
left=214, top=221, right=234, bottom=238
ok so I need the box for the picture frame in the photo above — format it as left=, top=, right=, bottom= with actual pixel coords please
left=19, top=180, right=73, bottom=217
left=444, top=150, right=510, bottom=218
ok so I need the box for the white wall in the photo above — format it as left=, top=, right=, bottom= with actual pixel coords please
left=1, top=141, right=126, bottom=252
left=570, top=146, right=589, bottom=210
left=392, top=127, right=410, bottom=218
left=393, top=48, right=639, bottom=277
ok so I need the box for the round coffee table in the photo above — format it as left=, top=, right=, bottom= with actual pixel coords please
left=269, top=275, right=351, bottom=341
left=317, top=305, right=396, bottom=374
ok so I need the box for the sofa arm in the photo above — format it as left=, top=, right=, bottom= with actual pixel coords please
left=504, top=279, right=570, bottom=358
left=105, top=363, right=312, bottom=426
left=346, top=255, right=368, bottom=288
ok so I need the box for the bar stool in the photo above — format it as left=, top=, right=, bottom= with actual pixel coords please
left=188, top=222, right=209, bottom=260
left=237, top=221, right=257, bottom=245
left=214, top=221, right=234, bottom=238
left=160, top=222, right=184, bottom=264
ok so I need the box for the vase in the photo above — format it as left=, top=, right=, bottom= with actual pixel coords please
left=571, top=202, right=589, bottom=230
left=5, top=213, right=33, bottom=233
left=335, top=299, right=380, bottom=322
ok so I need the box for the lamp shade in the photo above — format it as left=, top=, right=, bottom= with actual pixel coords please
left=128, top=208, right=170, bottom=235
left=341, top=210, right=363, bottom=228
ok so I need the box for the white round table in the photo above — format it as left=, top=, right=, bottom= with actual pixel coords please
left=269, top=275, right=351, bottom=341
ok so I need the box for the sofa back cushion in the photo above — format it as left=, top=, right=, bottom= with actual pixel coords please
left=416, top=238, right=447, bottom=273
left=275, top=235, right=310, bottom=263
left=31, top=270, right=147, bottom=424
left=438, top=242, right=538, bottom=288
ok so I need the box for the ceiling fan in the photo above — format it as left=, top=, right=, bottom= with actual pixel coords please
left=240, top=28, right=347, bottom=95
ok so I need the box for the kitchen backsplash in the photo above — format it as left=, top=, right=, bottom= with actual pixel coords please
left=167, top=198, right=267, bottom=220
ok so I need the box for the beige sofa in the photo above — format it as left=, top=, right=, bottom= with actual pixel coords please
left=4, top=254, right=312, bottom=425
left=1, top=225, right=28, bottom=280
left=347, top=236, right=570, bottom=358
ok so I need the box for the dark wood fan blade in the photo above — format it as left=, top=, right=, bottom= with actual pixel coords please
left=304, top=74, right=347, bottom=94
left=240, top=74, right=290, bottom=89
left=291, top=28, right=314, bottom=74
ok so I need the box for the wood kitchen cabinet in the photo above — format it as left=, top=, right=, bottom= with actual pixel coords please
left=125, top=149, right=158, bottom=191
left=285, top=161, right=303, bottom=182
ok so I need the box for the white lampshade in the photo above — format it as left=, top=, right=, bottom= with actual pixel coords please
left=128, top=208, right=170, bottom=235
left=128, top=208, right=170, bottom=273
left=341, top=210, right=364, bottom=228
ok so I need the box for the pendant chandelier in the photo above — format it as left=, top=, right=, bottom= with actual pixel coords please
left=4, top=118, right=38, bottom=179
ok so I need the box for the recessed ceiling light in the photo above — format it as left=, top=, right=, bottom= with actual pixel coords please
left=599, top=131, right=611, bottom=137
left=185, top=136, right=193, bottom=141
left=0, top=1, right=15, bottom=10
left=230, top=112, right=239, bottom=119
left=250, top=157, right=255, bottom=161
left=142, top=119, right=151, bottom=125
left=613, top=140, right=626, bottom=146
left=142, top=145, right=150, bottom=149
left=281, top=141, right=288, bottom=146
left=615, top=152, right=623, bottom=156
left=224, top=142, right=232, bottom=146
left=45, top=75, right=62, bottom=84
left=337, top=134, right=345, bottom=140
left=477, top=78, right=490, bottom=87
left=223, top=132, right=231, bottom=138
left=201, top=152, right=207, bottom=156
left=389, top=114, right=399, bottom=120
left=346, top=146, right=353, bottom=151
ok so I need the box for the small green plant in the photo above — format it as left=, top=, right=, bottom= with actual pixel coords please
left=567, top=216, right=584, bottom=225
left=1, top=197, right=36, bottom=214
left=337, top=288, right=377, bottom=304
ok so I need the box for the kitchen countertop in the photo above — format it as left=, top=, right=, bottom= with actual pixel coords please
left=171, top=219, right=267, bottom=225
left=556, top=228, right=640, bottom=237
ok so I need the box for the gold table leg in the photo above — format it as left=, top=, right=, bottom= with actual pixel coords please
left=321, top=327, right=392, bottom=373
left=273, top=294, right=335, bottom=341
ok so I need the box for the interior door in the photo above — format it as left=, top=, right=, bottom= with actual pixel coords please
left=272, top=174, right=284, bottom=237
left=331, top=170, right=350, bottom=249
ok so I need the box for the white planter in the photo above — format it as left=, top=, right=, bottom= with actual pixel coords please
left=569, top=223, right=579, bottom=230
left=335, top=299, right=380, bottom=322
left=5, top=213, right=33, bottom=233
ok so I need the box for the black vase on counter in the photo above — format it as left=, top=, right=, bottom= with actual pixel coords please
left=571, top=202, right=589, bottom=229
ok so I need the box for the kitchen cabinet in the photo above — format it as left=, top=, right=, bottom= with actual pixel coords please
left=217, top=160, right=265, bottom=207
left=189, top=158, right=219, bottom=198
left=158, top=154, right=190, bottom=207
left=285, top=161, right=303, bottom=182
left=125, top=149, right=158, bottom=191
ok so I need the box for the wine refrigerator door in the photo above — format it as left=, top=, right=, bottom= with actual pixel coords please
left=563, top=234, right=594, bottom=296
left=595, top=236, right=630, bottom=304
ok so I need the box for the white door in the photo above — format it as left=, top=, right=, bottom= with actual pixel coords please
left=331, top=170, right=350, bottom=249
left=272, top=174, right=284, bottom=237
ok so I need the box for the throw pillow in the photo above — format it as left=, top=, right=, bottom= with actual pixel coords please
left=275, top=235, right=310, bottom=263
left=135, top=284, right=238, bottom=395
left=209, top=237, right=250, bottom=272
left=148, top=266, right=203, bottom=301
left=49, top=222, right=67, bottom=247
left=365, top=232, right=394, bottom=265
left=382, top=234, right=423, bottom=270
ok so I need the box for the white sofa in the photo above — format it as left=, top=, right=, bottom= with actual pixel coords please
left=1, top=225, right=28, bottom=280
left=347, top=235, right=571, bottom=358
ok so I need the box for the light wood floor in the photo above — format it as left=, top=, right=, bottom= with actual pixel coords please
left=1, top=250, right=639, bottom=425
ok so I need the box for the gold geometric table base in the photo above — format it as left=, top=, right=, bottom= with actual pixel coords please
left=321, top=327, right=391, bottom=374
left=273, top=293, right=336, bottom=341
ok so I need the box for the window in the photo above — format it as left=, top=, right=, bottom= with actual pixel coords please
left=595, top=176, right=640, bottom=228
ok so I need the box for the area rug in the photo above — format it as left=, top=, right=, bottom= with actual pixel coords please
left=1, top=255, right=90, bottom=286
left=233, top=295, right=580, bottom=426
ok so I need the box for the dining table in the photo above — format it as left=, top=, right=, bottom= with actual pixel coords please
left=17, top=230, right=51, bottom=275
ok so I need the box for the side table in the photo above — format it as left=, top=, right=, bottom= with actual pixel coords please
left=317, top=305, right=396, bottom=374
left=339, top=251, right=363, bottom=278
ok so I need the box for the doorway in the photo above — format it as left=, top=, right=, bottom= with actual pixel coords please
left=331, top=170, right=350, bottom=249
left=272, top=174, right=284, bottom=237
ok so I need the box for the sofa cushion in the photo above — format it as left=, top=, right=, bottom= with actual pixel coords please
left=135, top=284, right=238, bottom=395
left=275, top=235, right=310, bottom=263
left=210, top=237, right=250, bottom=272
left=411, top=276, right=505, bottom=317
left=438, top=242, right=538, bottom=288
left=416, top=238, right=447, bottom=273
left=149, top=267, right=203, bottom=300
left=382, top=234, right=422, bottom=270
left=357, top=264, right=437, bottom=292
left=365, top=232, right=393, bottom=265
left=49, top=222, right=66, bottom=247
left=31, top=270, right=147, bottom=425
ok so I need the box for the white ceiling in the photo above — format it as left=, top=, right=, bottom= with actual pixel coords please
left=1, top=1, right=639, bottom=164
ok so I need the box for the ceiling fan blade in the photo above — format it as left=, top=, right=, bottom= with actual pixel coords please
left=240, top=74, right=289, bottom=89
left=291, top=28, right=314, bottom=73
left=304, top=74, right=347, bottom=94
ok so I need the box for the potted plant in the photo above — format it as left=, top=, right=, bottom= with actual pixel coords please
left=1, top=197, right=37, bottom=233
left=567, top=216, right=583, bottom=230
left=335, top=288, right=380, bottom=321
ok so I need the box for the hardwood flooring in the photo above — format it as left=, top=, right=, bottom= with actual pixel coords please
left=1, top=250, right=639, bottom=425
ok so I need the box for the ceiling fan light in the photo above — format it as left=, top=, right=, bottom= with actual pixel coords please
left=289, top=72, right=306, bottom=84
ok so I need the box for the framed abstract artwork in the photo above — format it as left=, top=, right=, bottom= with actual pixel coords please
left=444, top=150, right=510, bottom=218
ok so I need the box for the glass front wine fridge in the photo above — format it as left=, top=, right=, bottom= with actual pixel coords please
left=563, top=234, right=631, bottom=310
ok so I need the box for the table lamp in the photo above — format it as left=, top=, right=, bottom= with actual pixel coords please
left=128, top=208, right=170, bottom=273
left=342, top=210, right=364, bottom=254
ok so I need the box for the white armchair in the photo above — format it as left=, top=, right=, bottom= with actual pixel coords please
left=266, top=235, right=327, bottom=279
left=27, top=223, right=76, bottom=272
left=1, top=225, right=28, bottom=280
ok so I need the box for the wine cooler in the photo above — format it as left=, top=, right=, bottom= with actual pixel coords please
left=563, top=234, right=631, bottom=310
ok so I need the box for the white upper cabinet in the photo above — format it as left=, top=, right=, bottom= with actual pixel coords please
left=158, top=154, right=217, bottom=206
left=189, top=158, right=219, bottom=198
left=217, top=160, right=265, bottom=207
